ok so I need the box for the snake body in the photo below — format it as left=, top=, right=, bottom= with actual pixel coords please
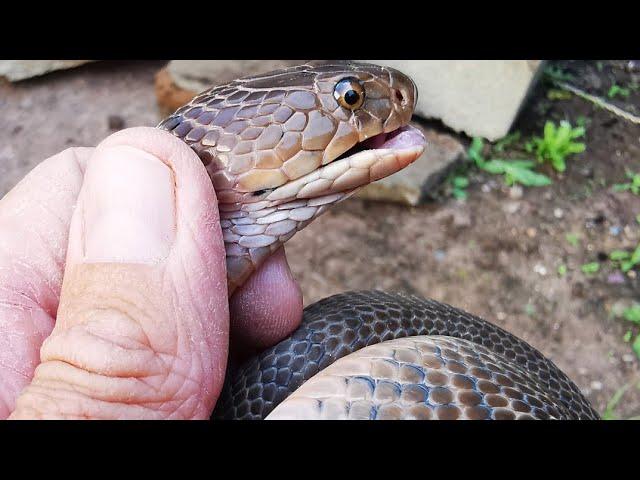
left=158, top=62, right=599, bottom=419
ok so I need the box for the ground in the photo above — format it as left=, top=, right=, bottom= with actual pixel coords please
left=0, top=60, right=638, bottom=418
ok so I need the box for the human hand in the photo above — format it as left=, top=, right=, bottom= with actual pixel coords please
left=0, top=127, right=303, bottom=419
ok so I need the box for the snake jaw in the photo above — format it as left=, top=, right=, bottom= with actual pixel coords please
left=265, top=125, right=425, bottom=202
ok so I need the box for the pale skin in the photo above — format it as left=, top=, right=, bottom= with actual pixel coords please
left=0, top=127, right=303, bottom=419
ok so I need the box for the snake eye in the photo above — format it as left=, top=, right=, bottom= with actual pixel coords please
left=334, top=77, right=365, bottom=110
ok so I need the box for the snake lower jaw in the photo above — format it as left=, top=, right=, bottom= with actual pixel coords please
left=264, top=124, right=426, bottom=203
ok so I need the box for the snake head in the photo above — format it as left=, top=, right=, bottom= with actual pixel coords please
left=158, top=61, right=426, bottom=292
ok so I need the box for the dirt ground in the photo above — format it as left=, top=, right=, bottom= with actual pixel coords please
left=1, top=60, right=638, bottom=418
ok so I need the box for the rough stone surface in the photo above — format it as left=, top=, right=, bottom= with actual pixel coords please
left=357, top=122, right=465, bottom=205
left=0, top=60, right=93, bottom=82
left=155, top=60, right=303, bottom=114
left=363, top=60, right=544, bottom=141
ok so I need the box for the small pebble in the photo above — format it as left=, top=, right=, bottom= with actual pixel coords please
left=433, top=250, right=446, bottom=262
left=590, top=381, right=603, bottom=391
left=481, top=183, right=491, bottom=193
left=526, top=227, right=537, bottom=238
left=496, top=312, right=507, bottom=321
left=628, top=270, right=637, bottom=279
left=503, top=202, right=520, bottom=214
left=108, top=115, right=125, bottom=130
left=609, top=226, right=622, bottom=236
left=553, top=208, right=564, bottom=219
left=509, top=185, right=523, bottom=199
left=578, top=368, right=588, bottom=376
left=622, top=354, right=635, bottom=363
left=533, top=264, right=547, bottom=276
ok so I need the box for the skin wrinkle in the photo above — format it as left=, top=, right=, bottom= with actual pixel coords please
left=32, top=358, right=192, bottom=407
left=17, top=379, right=167, bottom=419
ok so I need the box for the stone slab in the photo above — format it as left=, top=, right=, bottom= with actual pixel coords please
left=0, top=60, right=93, bottom=82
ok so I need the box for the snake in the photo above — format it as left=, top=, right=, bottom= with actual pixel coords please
left=157, top=61, right=599, bottom=420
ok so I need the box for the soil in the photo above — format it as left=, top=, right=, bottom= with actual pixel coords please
left=0, top=60, right=638, bottom=418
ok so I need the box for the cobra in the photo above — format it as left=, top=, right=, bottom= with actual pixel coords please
left=158, top=61, right=599, bottom=420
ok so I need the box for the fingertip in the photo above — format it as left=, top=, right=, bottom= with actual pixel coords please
left=229, top=247, right=303, bottom=356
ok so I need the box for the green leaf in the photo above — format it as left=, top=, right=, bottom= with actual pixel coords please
left=468, top=137, right=485, bottom=166
left=581, top=262, right=600, bottom=274
left=452, top=176, right=469, bottom=188
left=623, top=330, right=632, bottom=342
left=453, top=189, right=468, bottom=200
left=622, top=260, right=634, bottom=272
left=628, top=244, right=640, bottom=266
left=570, top=126, right=586, bottom=139
left=610, top=250, right=631, bottom=261
left=608, top=84, right=631, bottom=98
left=505, top=166, right=552, bottom=187
left=633, top=335, right=640, bottom=359
left=623, top=305, right=640, bottom=324
left=557, top=264, right=567, bottom=276
left=480, top=160, right=506, bottom=175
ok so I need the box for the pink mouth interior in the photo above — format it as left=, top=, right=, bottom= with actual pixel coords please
left=335, top=125, right=426, bottom=161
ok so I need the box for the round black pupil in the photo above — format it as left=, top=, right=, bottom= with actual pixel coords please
left=344, top=89, right=359, bottom=105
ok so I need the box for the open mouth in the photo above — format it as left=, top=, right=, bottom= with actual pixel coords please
left=334, top=124, right=427, bottom=162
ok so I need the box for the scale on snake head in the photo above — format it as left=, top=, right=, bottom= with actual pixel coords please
left=158, top=62, right=599, bottom=420
left=158, top=61, right=426, bottom=294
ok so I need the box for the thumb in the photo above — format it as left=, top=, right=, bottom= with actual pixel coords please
left=10, top=127, right=229, bottom=420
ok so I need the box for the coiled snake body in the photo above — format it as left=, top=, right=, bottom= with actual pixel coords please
left=158, top=61, right=599, bottom=419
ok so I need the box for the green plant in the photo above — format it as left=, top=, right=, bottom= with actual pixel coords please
left=608, top=84, right=631, bottom=99
left=581, top=262, right=600, bottom=274
left=615, top=304, right=640, bottom=363
left=530, top=121, right=586, bottom=172
left=493, top=132, right=521, bottom=152
left=613, top=170, right=640, bottom=195
left=468, top=138, right=551, bottom=187
left=544, top=66, right=574, bottom=83
left=449, top=175, right=469, bottom=200
left=610, top=244, right=640, bottom=272
left=622, top=304, right=640, bottom=324
left=557, top=264, right=567, bottom=276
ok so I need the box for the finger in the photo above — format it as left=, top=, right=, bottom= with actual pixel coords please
left=0, top=147, right=93, bottom=419
left=10, top=127, right=229, bottom=420
left=229, top=247, right=303, bottom=358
